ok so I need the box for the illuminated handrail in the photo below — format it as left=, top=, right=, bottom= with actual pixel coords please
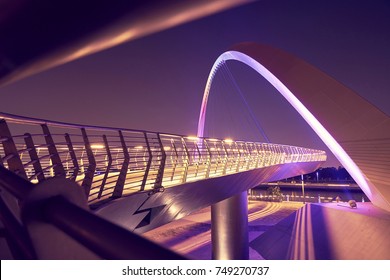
left=0, top=112, right=326, bottom=205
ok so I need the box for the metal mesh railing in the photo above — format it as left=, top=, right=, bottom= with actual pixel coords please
left=0, top=112, right=326, bottom=205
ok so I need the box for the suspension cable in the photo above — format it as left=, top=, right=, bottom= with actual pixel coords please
left=221, top=61, right=270, bottom=143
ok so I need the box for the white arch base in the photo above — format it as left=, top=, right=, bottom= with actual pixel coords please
left=198, top=43, right=390, bottom=212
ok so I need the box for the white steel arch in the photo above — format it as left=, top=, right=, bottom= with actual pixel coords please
left=197, top=43, right=390, bottom=211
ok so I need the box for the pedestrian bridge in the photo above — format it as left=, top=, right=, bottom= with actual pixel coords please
left=0, top=112, right=325, bottom=259
left=0, top=112, right=325, bottom=206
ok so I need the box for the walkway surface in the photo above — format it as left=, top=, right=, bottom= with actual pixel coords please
left=143, top=200, right=303, bottom=259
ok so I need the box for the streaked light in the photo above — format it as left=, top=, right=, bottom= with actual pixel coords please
left=224, top=138, right=234, bottom=144
left=134, top=146, right=143, bottom=150
left=164, top=146, right=171, bottom=151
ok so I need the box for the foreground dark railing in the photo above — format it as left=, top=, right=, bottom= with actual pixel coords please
left=0, top=166, right=185, bottom=259
left=41, top=196, right=185, bottom=260
left=0, top=193, right=36, bottom=259
left=0, top=165, right=36, bottom=259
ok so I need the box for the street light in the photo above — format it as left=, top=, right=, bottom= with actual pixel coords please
left=301, top=174, right=305, bottom=204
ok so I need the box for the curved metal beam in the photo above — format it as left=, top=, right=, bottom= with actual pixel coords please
left=197, top=42, right=390, bottom=211
left=0, top=0, right=253, bottom=86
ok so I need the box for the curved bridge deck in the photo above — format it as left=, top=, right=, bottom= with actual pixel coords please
left=0, top=113, right=326, bottom=259
left=0, top=112, right=326, bottom=207
left=0, top=112, right=326, bottom=232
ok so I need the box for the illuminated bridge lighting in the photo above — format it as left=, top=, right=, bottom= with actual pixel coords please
left=0, top=112, right=326, bottom=206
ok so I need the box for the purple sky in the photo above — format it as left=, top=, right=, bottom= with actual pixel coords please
left=0, top=0, right=389, bottom=167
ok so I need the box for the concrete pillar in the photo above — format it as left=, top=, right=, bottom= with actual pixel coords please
left=211, top=191, right=249, bottom=260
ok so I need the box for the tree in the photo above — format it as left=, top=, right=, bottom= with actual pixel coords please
left=267, top=185, right=283, bottom=202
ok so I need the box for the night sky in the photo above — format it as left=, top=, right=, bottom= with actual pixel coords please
left=0, top=0, right=389, bottom=167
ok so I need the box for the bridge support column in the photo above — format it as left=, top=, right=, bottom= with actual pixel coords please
left=211, top=191, right=249, bottom=260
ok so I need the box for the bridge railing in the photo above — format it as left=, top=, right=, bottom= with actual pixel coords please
left=0, top=112, right=326, bottom=205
